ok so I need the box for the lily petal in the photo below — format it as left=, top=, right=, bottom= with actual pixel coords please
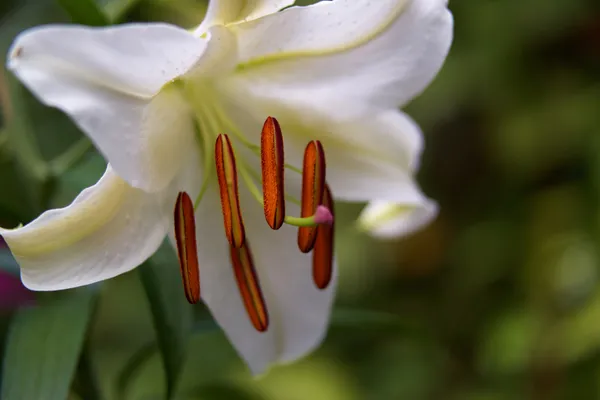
left=0, top=166, right=171, bottom=290
left=232, top=0, right=453, bottom=108
left=188, top=186, right=335, bottom=374
left=243, top=188, right=336, bottom=367
left=7, top=24, right=205, bottom=192
left=218, top=88, right=424, bottom=197
left=194, top=0, right=294, bottom=34
left=213, top=89, right=435, bottom=234
left=358, top=197, right=438, bottom=239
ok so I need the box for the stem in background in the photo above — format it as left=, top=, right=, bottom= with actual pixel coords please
left=0, top=69, right=48, bottom=182
left=49, top=138, right=93, bottom=176
left=74, top=346, right=103, bottom=400
left=73, top=296, right=103, bottom=400
left=115, top=343, right=157, bottom=400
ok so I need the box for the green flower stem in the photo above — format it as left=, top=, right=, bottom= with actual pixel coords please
left=3, top=73, right=48, bottom=182
left=49, top=138, right=93, bottom=176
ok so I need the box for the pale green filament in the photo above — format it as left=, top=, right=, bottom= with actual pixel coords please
left=192, top=100, right=218, bottom=209
left=193, top=117, right=213, bottom=209
left=238, top=158, right=322, bottom=228
left=181, top=79, right=311, bottom=224
left=211, top=101, right=303, bottom=175
left=238, top=159, right=264, bottom=206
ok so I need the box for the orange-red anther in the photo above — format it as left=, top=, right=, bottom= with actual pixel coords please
left=261, top=117, right=286, bottom=230
left=298, top=140, right=326, bottom=253
left=312, top=185, right=335, bottom=290
left=174, top=192, right=200, bottom=304
left=230, top=241, right=269, bottom=332
left=215, top=134, right=245, bottom=248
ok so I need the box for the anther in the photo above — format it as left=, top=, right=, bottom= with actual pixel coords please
left=215, top=134, right=245, bottom=248
left=312, top=185, right=335, bottom=290
left=230, top=240, right=269, bottom=332
left=298, top=140, right=326, bottom=253
left=174, top=192, right=200, bottom=304
left=261, top=116, right=286, bottom=230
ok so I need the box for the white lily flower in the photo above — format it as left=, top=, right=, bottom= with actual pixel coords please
left=0, top=0, right=453, bottom=374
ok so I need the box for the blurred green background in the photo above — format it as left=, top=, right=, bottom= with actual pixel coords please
left=1, top=0, right=600, bottom=399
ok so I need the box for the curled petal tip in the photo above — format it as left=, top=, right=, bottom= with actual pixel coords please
left=314, top=205, right=333, bottom=226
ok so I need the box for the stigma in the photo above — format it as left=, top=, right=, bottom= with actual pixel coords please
left=174, top=117, right=335, bottom=332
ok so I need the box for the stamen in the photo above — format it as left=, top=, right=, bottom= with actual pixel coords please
left=261, top=117, right=286, bottom=230
left=298, top=140, right=326, bottom=253
left=241, top=157, right=301, bottom=206
left=211, top=104, right=302, bottom=175
left=312, top=185, right=335, bottom=290
left=215, top=134, right=245, bottom=248
left=174, top=192, right=200, bottom=304
left=229, top=240, right=269, bottom=332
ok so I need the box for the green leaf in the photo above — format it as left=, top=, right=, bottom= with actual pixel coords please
left=115, top=342, right=157, bottom=400
left=1, top=290, right=97, bottom=400
left=73, top=344, right=102, bottom=400
left=139, top=241, right=193, bottom=400
left=56, top=0, right=109, bottom=26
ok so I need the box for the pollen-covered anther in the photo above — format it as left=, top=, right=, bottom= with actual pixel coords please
left=230, top=240, right=269, bottom=332
left=313, top=185, right=335, bottom=290
left=174, top=192, right=200, bottom=304
left=215, top=134, right=245, bottom=248
left=260, top=116, right=286, bottom=230
left=298, top=140, right=326, bottom=253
